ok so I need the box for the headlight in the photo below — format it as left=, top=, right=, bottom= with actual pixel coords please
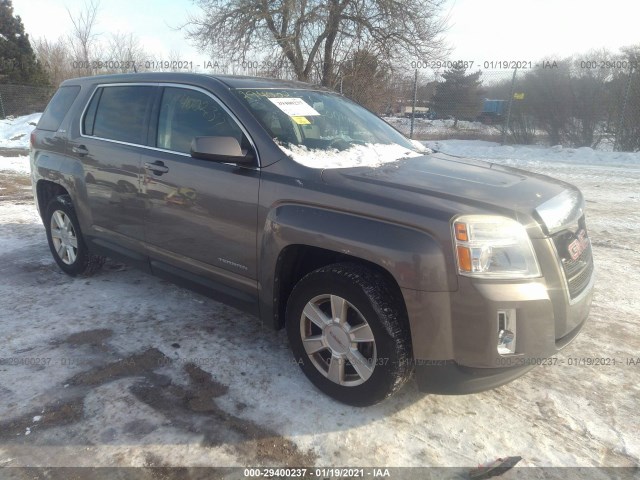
left=453, top=215, right=541, bottom=279
left=535, top=189, right=584, bottom=235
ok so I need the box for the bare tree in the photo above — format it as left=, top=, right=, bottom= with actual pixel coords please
left=36, top=4, right=151, bottom=80
left=613, top=45, right=640, bottom=151
left=519, top=61, right=573, bottom=146
left=338, top=49, right=391, bottom=112
left=67, top=0, right=100, bottom=76
left=565, top=49, right=616, bottom=148
left=186, top=0, right=449, bottom=87
left=32, top=36, right=74, bottom=85
left=107, top=32, right=146, bottom=73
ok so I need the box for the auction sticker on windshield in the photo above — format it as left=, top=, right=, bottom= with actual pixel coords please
left=291, top=116, right=311, bottom=124
left=268, top=97, right=321, bottom=116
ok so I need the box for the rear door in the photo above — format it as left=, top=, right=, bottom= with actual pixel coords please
left=140, top=85, right=260, bottom=308
left=69, top=84, right=156, bottom=253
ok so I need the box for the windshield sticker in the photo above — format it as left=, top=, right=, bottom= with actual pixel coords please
left=268, top=97, right=320, bottom=117
left=291, top=116, right=311, bottom=125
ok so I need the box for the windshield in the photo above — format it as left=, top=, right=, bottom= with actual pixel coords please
left=234, top=88, right=427, bottom=168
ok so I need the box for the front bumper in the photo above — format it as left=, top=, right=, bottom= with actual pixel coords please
left=413, top=312, right=588, bottom=394
left=402, top=243, right=594, bottom=394
left=415, top=361, right=535, bottom=394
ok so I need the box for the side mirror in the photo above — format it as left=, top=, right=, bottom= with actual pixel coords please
left=190, top=136, right=255, bottom=165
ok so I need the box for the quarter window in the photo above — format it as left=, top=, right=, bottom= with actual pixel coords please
left=38, top=86, right=80, bottom=132
left=88, top=85, right=154, bottom=144
left=156, top=87, right=246, bottom=155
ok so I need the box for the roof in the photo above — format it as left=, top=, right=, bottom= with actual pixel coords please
left=60, top=72, right=330, bottom=91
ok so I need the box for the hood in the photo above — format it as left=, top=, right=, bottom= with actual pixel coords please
left=321, top=151, right=579, bottom=231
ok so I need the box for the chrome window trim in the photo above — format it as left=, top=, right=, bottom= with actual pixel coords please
left=78, top=82, right=261, bottom=167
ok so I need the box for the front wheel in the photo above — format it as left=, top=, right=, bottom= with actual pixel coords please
left=286, top=263, right=413, bottom=406
left=44, top=195, right=105, bottom=276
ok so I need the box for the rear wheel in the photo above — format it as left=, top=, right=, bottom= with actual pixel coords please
left=286, top=263, right=413, bottom=406
left=44, top=195, right=105, bottom=276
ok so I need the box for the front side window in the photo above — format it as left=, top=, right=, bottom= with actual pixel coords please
left=156, top=87, right=246, bottom=155
left=88, top=85, right=155, bottom=144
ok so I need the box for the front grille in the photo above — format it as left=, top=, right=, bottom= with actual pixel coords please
left=551, top=216, right=594, bottom=299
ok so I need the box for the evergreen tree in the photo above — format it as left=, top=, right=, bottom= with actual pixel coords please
left=0, top=0, right=48, bottom=84
left=431, top=65, right=484, bottom=127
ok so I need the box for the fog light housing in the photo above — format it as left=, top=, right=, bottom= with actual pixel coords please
left=497, top=309, right=517, bottom=355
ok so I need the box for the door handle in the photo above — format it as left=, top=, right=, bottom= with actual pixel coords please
left=72, top=145, right=89, bottom=156
left=144, top=161, right=169, bottom=175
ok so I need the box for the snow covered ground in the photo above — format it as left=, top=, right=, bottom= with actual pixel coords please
left=384, top=116, right=502, bottom=140
left=0, top=143, right=639, bottom=472
left=426, top=139, right=640, bottom=168
left=0, top=113, right=41, bottom=150
left=0, top=154, right=30, bottom=175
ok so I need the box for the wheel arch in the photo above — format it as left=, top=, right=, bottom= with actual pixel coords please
left=36, top=180, right=70, bottom=221
left=258, top=204, right=454, bottom=330
left=271, top=244, right=408, bottom=331
left=32, top=150, right=88, bottom=224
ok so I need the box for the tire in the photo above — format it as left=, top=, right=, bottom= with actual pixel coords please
left=44, top=195, right=105, bottom=276
left=286, top=263, right=413, bottom=406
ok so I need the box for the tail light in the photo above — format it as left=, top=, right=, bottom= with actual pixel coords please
left=30, top=131, right=36, bottom=148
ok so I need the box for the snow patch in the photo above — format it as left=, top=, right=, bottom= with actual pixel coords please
left=0, top=155, right=30, bottom=174
left=0, top=113, right=41, bottom=150
left=424, top=139, right=640, bottom=169
left=279, top=142, right=424, bottom=169
left=384, top=116, right=501, bottom=137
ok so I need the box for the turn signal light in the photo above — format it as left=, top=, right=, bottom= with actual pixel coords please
left=454, top=222, right=468, bottom=241
left=457, top=246, right=472, bottom=272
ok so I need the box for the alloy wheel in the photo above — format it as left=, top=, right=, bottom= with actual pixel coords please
left=50, top=210, right=78, bottom=265
left=299, top=294, right=377, bottom=387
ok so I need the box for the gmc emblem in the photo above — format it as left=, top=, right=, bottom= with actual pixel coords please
left=568, top=230, right=589, bottom=260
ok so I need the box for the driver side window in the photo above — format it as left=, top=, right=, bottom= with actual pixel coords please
left=157, top=87, right=246, bottom=155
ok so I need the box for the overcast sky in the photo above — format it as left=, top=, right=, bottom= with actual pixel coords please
left=13, top=0, right=640, bottom=69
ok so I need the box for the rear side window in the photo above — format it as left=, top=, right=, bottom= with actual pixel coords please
left=87, top=85, right=155, bottom=144
left=37, top=86, right=81, bottom=131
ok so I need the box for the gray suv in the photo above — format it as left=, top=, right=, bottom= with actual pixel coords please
left=30, top=73, right=594, bottom=406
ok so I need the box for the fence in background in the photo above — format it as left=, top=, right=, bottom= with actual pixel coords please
left=1, top=64, right=638, bottom=152
left=399, top=67, right=640, bottom=152
left=0, top=84, right=56, bottom=119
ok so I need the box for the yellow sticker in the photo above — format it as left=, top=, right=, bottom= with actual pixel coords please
left=291, top=116, right=311, bottom=125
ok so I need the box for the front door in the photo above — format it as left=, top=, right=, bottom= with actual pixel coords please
left=141, top=86, right=260, bottom=297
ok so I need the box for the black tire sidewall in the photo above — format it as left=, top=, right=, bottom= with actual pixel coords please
left=45, top=196, right=90, bottom=276
left=286, top=266, right=409, bottom=406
